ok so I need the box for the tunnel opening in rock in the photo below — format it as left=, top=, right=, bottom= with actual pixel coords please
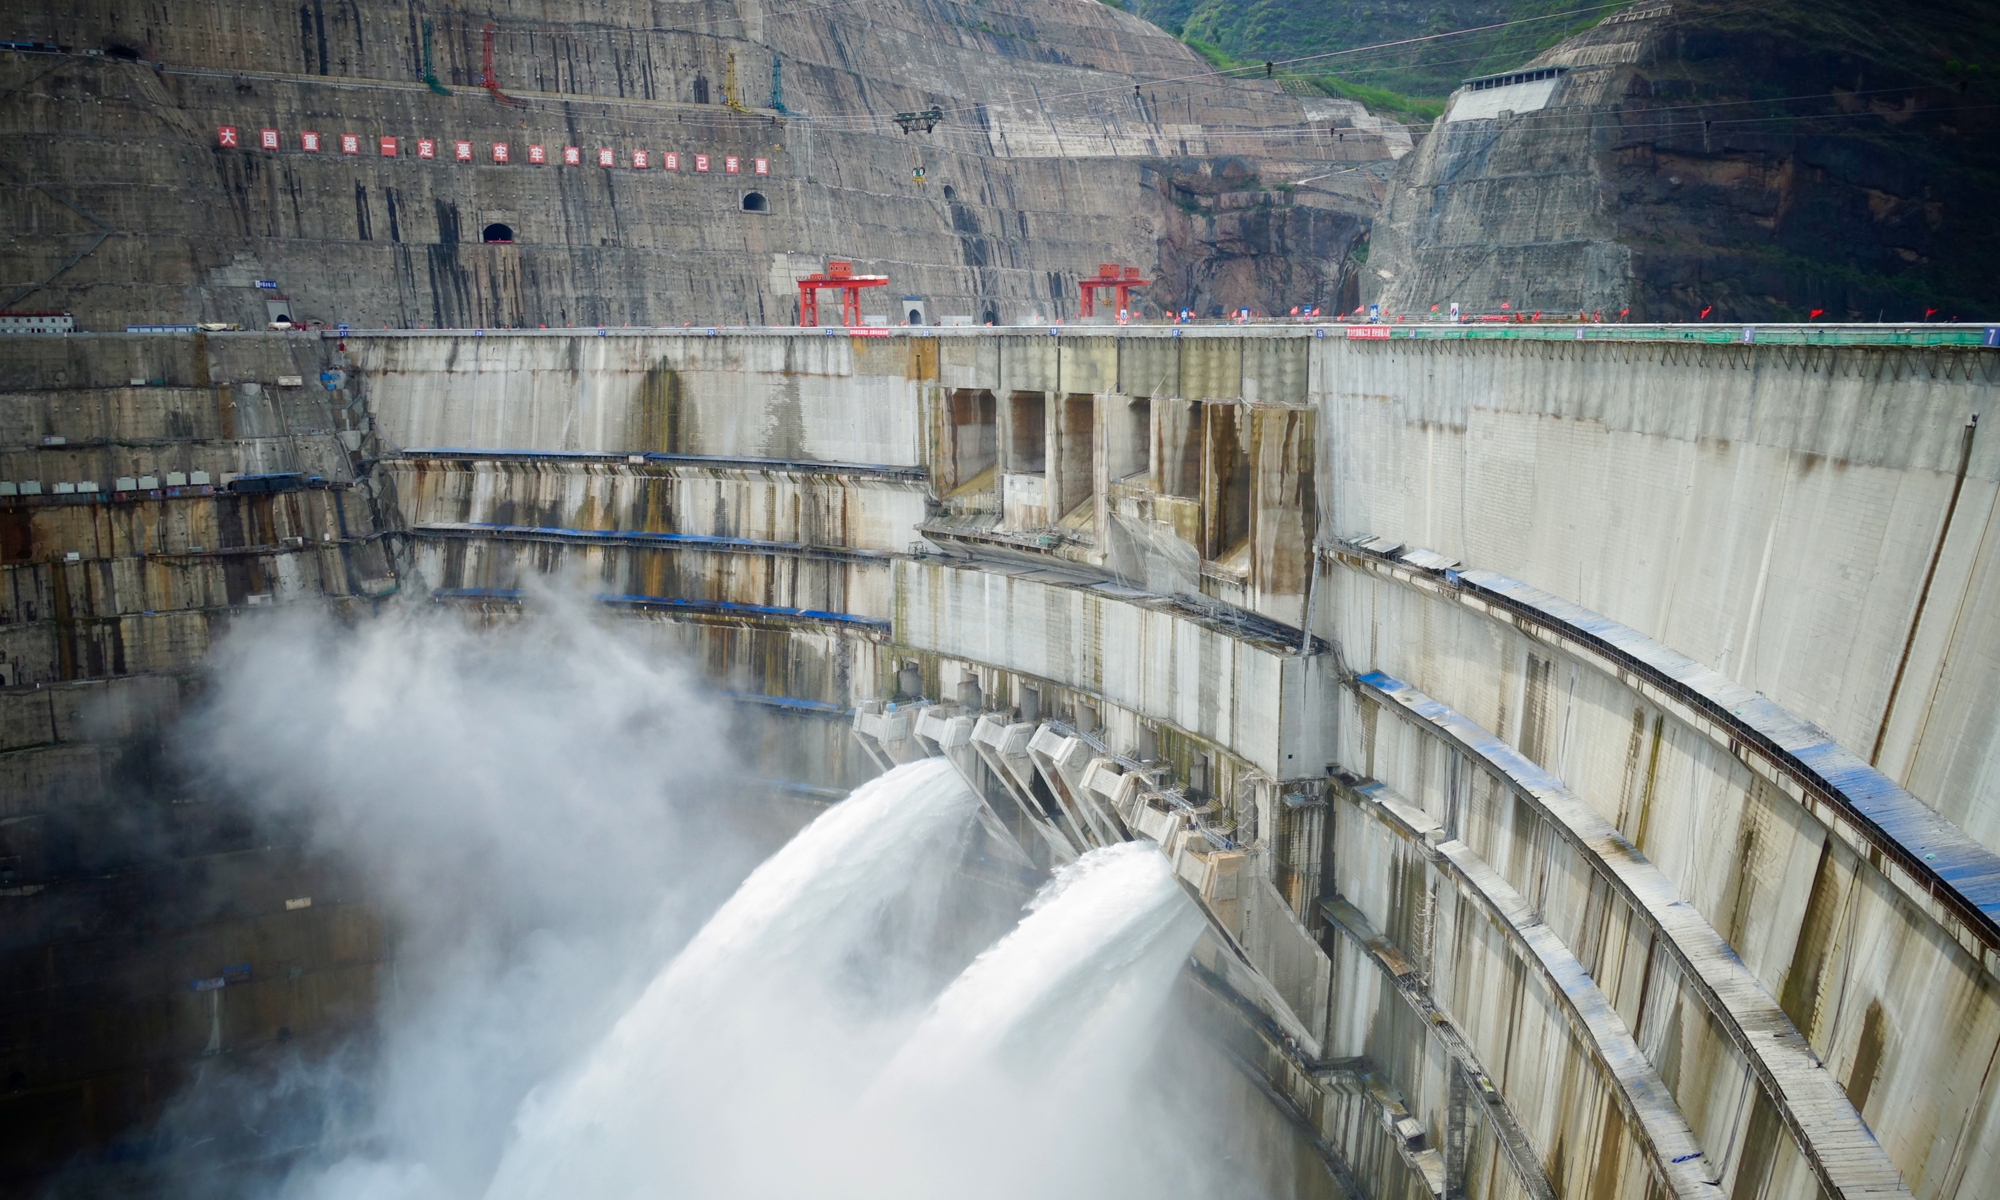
left=483, top=223, right=514, bottom=243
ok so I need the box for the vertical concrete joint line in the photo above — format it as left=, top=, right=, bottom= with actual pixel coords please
left=1446, top=1064, right=1469, bottom=1200
left=1872, top=413, right=1978, bottom=764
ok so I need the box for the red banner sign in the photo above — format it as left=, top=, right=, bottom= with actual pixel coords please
left=204, top=124, right=785, bottom=186
left=1345, top=325, right=1391, bottom=339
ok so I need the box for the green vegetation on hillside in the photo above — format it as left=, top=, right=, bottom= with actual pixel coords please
left=1183, top=32, right=1444, bottom=122
left=1131, top=0, right=1617, bottom=116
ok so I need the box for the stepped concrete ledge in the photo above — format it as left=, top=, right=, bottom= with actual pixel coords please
left=408, top=521, right=892, bottom=561
left=1332, top=773, right=1713, bottom=1200
left=398, top=447, right=931, bottom=482
left=1357, top=671, right=1912, bottom=1200
left=1339, top=540, right=2000, bottom=973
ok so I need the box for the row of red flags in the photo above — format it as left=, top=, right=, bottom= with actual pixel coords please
left=216, top=126, right=769, bottom=174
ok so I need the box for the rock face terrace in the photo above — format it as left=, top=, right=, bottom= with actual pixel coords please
left=4, top=323, right=1998, bottom=1199
left=0, top=0, right=1406, bottom=333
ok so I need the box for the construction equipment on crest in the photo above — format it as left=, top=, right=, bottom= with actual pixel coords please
left=797, top=261, right=890, bottom=328
left=1078, top=264, right=1151, bottom=319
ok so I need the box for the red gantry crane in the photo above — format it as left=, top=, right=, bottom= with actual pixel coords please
left=1079, top=264, right=1150, bottom=318
left=797, top=261, right=890, bottom=328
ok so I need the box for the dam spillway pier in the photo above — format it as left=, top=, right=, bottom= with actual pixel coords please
left=2, top=322, right=1998, bottom=1200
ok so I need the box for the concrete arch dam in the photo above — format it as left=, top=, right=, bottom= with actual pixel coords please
left=4, top=325, right=1998, bottom=1197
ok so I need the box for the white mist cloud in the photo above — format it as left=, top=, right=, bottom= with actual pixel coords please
left=179, top=591, right=775, bottom=1200
left=148, top=595, right=1303, bottom=1200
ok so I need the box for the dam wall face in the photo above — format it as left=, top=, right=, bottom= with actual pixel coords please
left=1321, top=338, right=2000, bottom=851
left=328, top=326, right=2000, bottom=1200
left=0, top=333, right=394, bottom=1185
left=6, top=326, right=2000, bottom=1198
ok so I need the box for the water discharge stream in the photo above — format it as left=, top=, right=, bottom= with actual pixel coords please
left=484, top=760, right=1214, bottom=1200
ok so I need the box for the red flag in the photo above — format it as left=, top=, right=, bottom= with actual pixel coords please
left=1619, top=308, right=1630, bottom=319
left=1700, top=306, right=1712, bottom=319
left=1925, top=307, right=1938, bottom=320
left=1809, top=308, right=1824, bottom=320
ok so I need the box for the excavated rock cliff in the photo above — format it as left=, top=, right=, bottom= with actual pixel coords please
left=1365, top=0, right=2000, bottom=321
left=0, top=0, right=1406, bottom=329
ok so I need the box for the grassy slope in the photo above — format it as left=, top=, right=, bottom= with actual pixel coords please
left=1127, top=0, right=1610, bottom=118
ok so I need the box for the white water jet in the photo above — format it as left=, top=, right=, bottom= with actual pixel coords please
left=483, top=756, right=983, bottom=1200
left=855, top=841, right=1210, bottom=1200
left=880, top=840, right=1204, bottom=1086
left=486, top=772, right=1230, bottom=1200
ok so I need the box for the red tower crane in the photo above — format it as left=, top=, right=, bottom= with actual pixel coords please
left=796, top=261, right=890, bottom=327
left=1079, top=264, right=1150, bottom=318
